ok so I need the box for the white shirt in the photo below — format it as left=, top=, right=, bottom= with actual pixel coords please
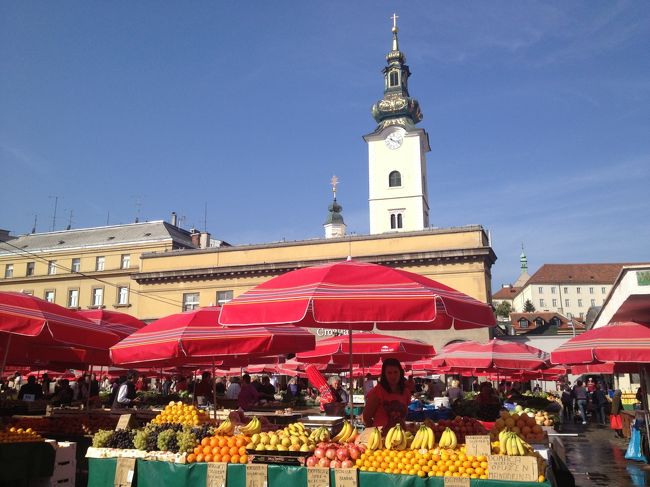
left=116, top=383, right=131, bottom=404
left=225, top=383, right=241, bottom=399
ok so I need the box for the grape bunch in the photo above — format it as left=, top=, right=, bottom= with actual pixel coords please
left=156, top=429, right=178, bottom=452
left=191, top=423, right=214, bottom=442
left=133, top=430, right=149, bottom=451
left=106, top=429, right=135, bottom=449
left=176, top=430, right=198, bottom=454
left=92, top=429, right=115, bottom=448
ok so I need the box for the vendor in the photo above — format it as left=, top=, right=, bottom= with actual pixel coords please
left=474, top=382, right=502, bottom=421
left=112, top=371, right=139, bottom=409
left=194, top=371, right=213, bottom=404
left=363, top=358, right=411, bottom=429
left=18, top=375, right=44, bottom=401
left=238, top=374, right=260, bottom=410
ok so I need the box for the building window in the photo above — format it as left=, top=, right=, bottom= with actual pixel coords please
left=578, top=299, right=583, bottom=307
left=389, top=212, right=404, bottom=230
left=44, top=290, right=55, bottom=303
left=563, top=287, right=568, bottom=294
left=589, top=287, right=594, bottom=294
left=68, top=289, right=79, bottom=308
left=96, top=256, right=105, bottom=271
left=121, top=254, right=131, bottom=269
left=26, top=262, right=35, bottom=276
left=601, top=287, right=606, bottom=294
left=539, top=299, right=545, bottom=307
left=535, top=318, right=544, bottom=327
left=48, top=261, right=57, bottom=275
left=591, top=299, right=596, bottom=306
left=576, top=287, right=581, bottom=294
left=552, top=299, right=557, bottom=307
left=519, top=319, right=529, bottom=329
left=389, top=71, right=399, bottom=87
left=92, top=288, right=104, bottom=307
left=565, top=299, right=570, bottom=307
left=117, top=286, right=129, bottom=305
left=388, top=171, right=402, bottom=187
left=71, top=258, right=80, bottom=272
left=217, top=290, right=233, bottom=306
left=551, top=317, right=561, bottom=327
left=4, top=264, right=13, bottom=278
left=537, top=287, right=542, bottom=294
left=183, top=293, right=200, bottom=311
left=551, top=287, right=556, bottom=294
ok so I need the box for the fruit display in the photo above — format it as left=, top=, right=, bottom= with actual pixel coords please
left=331, top=420, right=358, bottom=443
left=437, top=428, right=458, bottom=449
left=150, top=401, right=210, bottom=426
left=384, top=424, right=408, bottom=450
left=0, top=427, right=44, bottom=443
left=238, top=417, right=262, bottom=436
left=622, top=391, right=638, bottom=406
left=9, top=414, right=118, bottom=436
left=423, top=416, right=488, bottom=443
left=306, top=442, right=364, bottom=469
left=187, top=434, right=250, bottom=464
left=247, top=422, right=315, bottom=453
left=490, top=411, right=547, bottom=444
left=511, top=404, right=558, bottom=426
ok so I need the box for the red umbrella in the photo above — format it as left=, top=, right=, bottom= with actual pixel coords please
left=428, top=339, right=549, bottom=370
left=569, top=362, right=639, bottom=374
left=296, top=333, right=434, bottom=366
left=77, top=309, right=147, bottom=338
left=219, top=259, right=495, bottom=331
left=550, top=321, right=650, bottom=365
left=110, top=307, right=315, bottom=367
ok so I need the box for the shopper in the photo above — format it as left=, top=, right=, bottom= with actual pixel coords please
left=609, top=389, right=624, bottom=438
left=573, top=380, right=588, bottom=424
left=363, top=358, right=411, bottom=429
left=593, top=383, right=608, bottom=425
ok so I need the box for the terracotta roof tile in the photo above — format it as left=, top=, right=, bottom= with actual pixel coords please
left=493, top=287, right=519, bottom=300
left=526, top=263, right=650, bottom=285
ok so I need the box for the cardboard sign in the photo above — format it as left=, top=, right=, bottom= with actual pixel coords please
left=307, top=467, right=330, bottom=487
left=115, top=414, right=135, bottom=431
left=333, top=468, right=357, bottom=487
left=246, top=463, right=268, bottom=487
left=487, top=455, right=538, bottom=482
left=355, top=427, right=376, bottom=446
left=464, top=435, right=492, bottom=457
left=206, top=462, right=228, bottom=487
left=444, top=477, right=470, bottom=487
left=114, top=457, right=136, bottom=487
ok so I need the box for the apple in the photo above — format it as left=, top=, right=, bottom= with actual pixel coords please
left=306, top=456, right=318, bottom=468
left=336, top=447, right=349, bottom=461
left=330, top=460, right=342, bottom=469
left=348, top=446, right=361, bottom=460
left=341, top=460, right=354, bottom=468
left=325, top=448, right=337, bottom=460
left=318, top=458, right=331, bottom=468
left=314, top=448, right=325, bottom=459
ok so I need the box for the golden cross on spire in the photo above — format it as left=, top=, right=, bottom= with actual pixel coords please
left=330, top=175, right=339, bottom=198
left=391, top=13, right=399, bottom=30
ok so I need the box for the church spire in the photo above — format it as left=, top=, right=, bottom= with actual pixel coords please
left=370, top=13, right=423, bottom=132
left=324, top=176, right=346, bottom=239
left=520, top=243, right=528, bottom=274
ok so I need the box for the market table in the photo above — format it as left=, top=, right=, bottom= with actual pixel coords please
left=0, top=441, right=55, bottom=482
left=88, top=459, right=553, bottom=487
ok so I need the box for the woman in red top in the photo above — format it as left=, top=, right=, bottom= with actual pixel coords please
left=363, top=358, right=412, bottom=429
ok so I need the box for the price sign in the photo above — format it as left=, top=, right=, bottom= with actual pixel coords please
left=115, top=414, right=135, bottom=431
left=114, top=457, right=136, bottom=487
left=444, top=476, right=470, bottom=487
left=246, top=463, right=268, bottom=487
left=206, top=462, right=228, bottom=487
left=307, top=467, right=330, bottom=487
left=333, top=468, right=357, bottom=487
left=487, top=455, right=538, bottom=482
left=464, top=435, right=491, bottom=457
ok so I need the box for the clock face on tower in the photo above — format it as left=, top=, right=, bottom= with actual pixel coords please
left=384, top=131, right=403, bottom=150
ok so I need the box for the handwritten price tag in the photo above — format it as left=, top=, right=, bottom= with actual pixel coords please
left=333, top=468, right=357, bottom=487
left=465, top=435, right=492, bottom=457
left=488, top=455, right=538, bottom=482
left=206, top=462, right=228, bottom=487
left=444, top=476, right=470, bottom=487
left=246, top=463, right=268, bottom=487
left=114, top=457, right=136, bottom=487
left=307, top=467, right=330, bottom=487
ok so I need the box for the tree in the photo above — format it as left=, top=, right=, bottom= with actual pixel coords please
left=523, top=299, right=536, bottom=312
left=494, top=301, right=512, bottom=319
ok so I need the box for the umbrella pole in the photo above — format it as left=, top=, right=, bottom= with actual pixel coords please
left=212, top=359, right=217, bottom=420
left=86, top=365, right=93, bottom=411
left=0, top=334, right=11, bottom=385
left=348, top=325, right=354, bottom=421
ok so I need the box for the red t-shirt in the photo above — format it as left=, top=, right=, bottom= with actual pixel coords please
left=366, top=384, right=411, bottom=429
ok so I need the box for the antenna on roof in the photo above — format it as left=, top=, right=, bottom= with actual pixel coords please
left=204, top=202, right=208, bottom=232
left=31, top=215, right=37, bottom=234
left=134, top=197, right=142, bottom=223
left=66, top=210, right=73, bottom=230
left=48, top=195, right=60, bottom=231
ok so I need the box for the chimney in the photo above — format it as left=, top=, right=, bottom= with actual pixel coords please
left=200, top=232, right=211, bottom=249
left=171, top=212, right=178, bottom=227
left=190, top=228, right=200, bottom=248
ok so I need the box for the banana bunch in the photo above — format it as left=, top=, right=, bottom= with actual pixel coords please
left=215, top=418, right=235, bottom=435
left=499, top=429, right=530, bottom=456
left=288, top=422, right=307, bottom=436
left=438, top=427, right=457, bottom=449
left=308, top=426, right=330, bottom=443
left=410, top=425, right=435, bottom=450
left=366, top=427, right=382, bottom=451
left=332, top=420, right=357, bottom=443
left=239, top=417, right=262, bottom=435
left=384, top=424, right=407, bottom=450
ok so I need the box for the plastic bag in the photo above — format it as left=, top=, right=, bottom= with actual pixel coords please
left=625, top=426, right=648, bottom=462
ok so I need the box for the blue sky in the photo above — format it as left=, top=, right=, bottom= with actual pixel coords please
left=1, top=1, right=649, bottom=288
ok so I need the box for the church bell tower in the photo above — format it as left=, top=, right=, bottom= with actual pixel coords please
left=363, top=14, right=431, bottom=234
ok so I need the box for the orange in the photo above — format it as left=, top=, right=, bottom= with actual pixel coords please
left=229, top=446, right=238, bottom=456
left=212, top=446, right=220, bottom=455
left=218, top=438, right=227, bottom=448
left=193, top=446, right=201, bottom=456
left=203, top=445, right=212, bottom=455
left=213, top=454, right=222, bottom=462
left=220, top=446, right=229, bottom=456
left=238, top=446, right=247, bottom=456
left=210, top=437, right=219, bottom=448
left=240, top=455, right=248, bottom=464
left=196, top=453, right=204, bottom=463
left=227, top=438, right=236, bottom=447
left=201, top=438, right=210, bottom=447
left=186, top=453, right=196, bottom=463
left=204, top=454, right=213, bottom=462
left=235, top=437, right=246, bottom=447
left=222, top=454, right=231, bottom=463
left=231, top=454, right=240, bottom=463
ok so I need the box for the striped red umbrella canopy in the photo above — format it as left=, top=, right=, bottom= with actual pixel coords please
left=296, top=332, right=434, bottom=366
left=550, top=321, right=650, bottom=365
left=77, top=309, right=147, bottom=339
left=110, top=307, right=315, bottom=367
left=428, top=339, right=549, bottom=371
left=219, top=259, right=496, bottom=331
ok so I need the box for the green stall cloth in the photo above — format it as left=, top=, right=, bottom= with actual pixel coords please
left=0, top=442, right=55, bottom=481
left=89, top=459, right=553, bottom=487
